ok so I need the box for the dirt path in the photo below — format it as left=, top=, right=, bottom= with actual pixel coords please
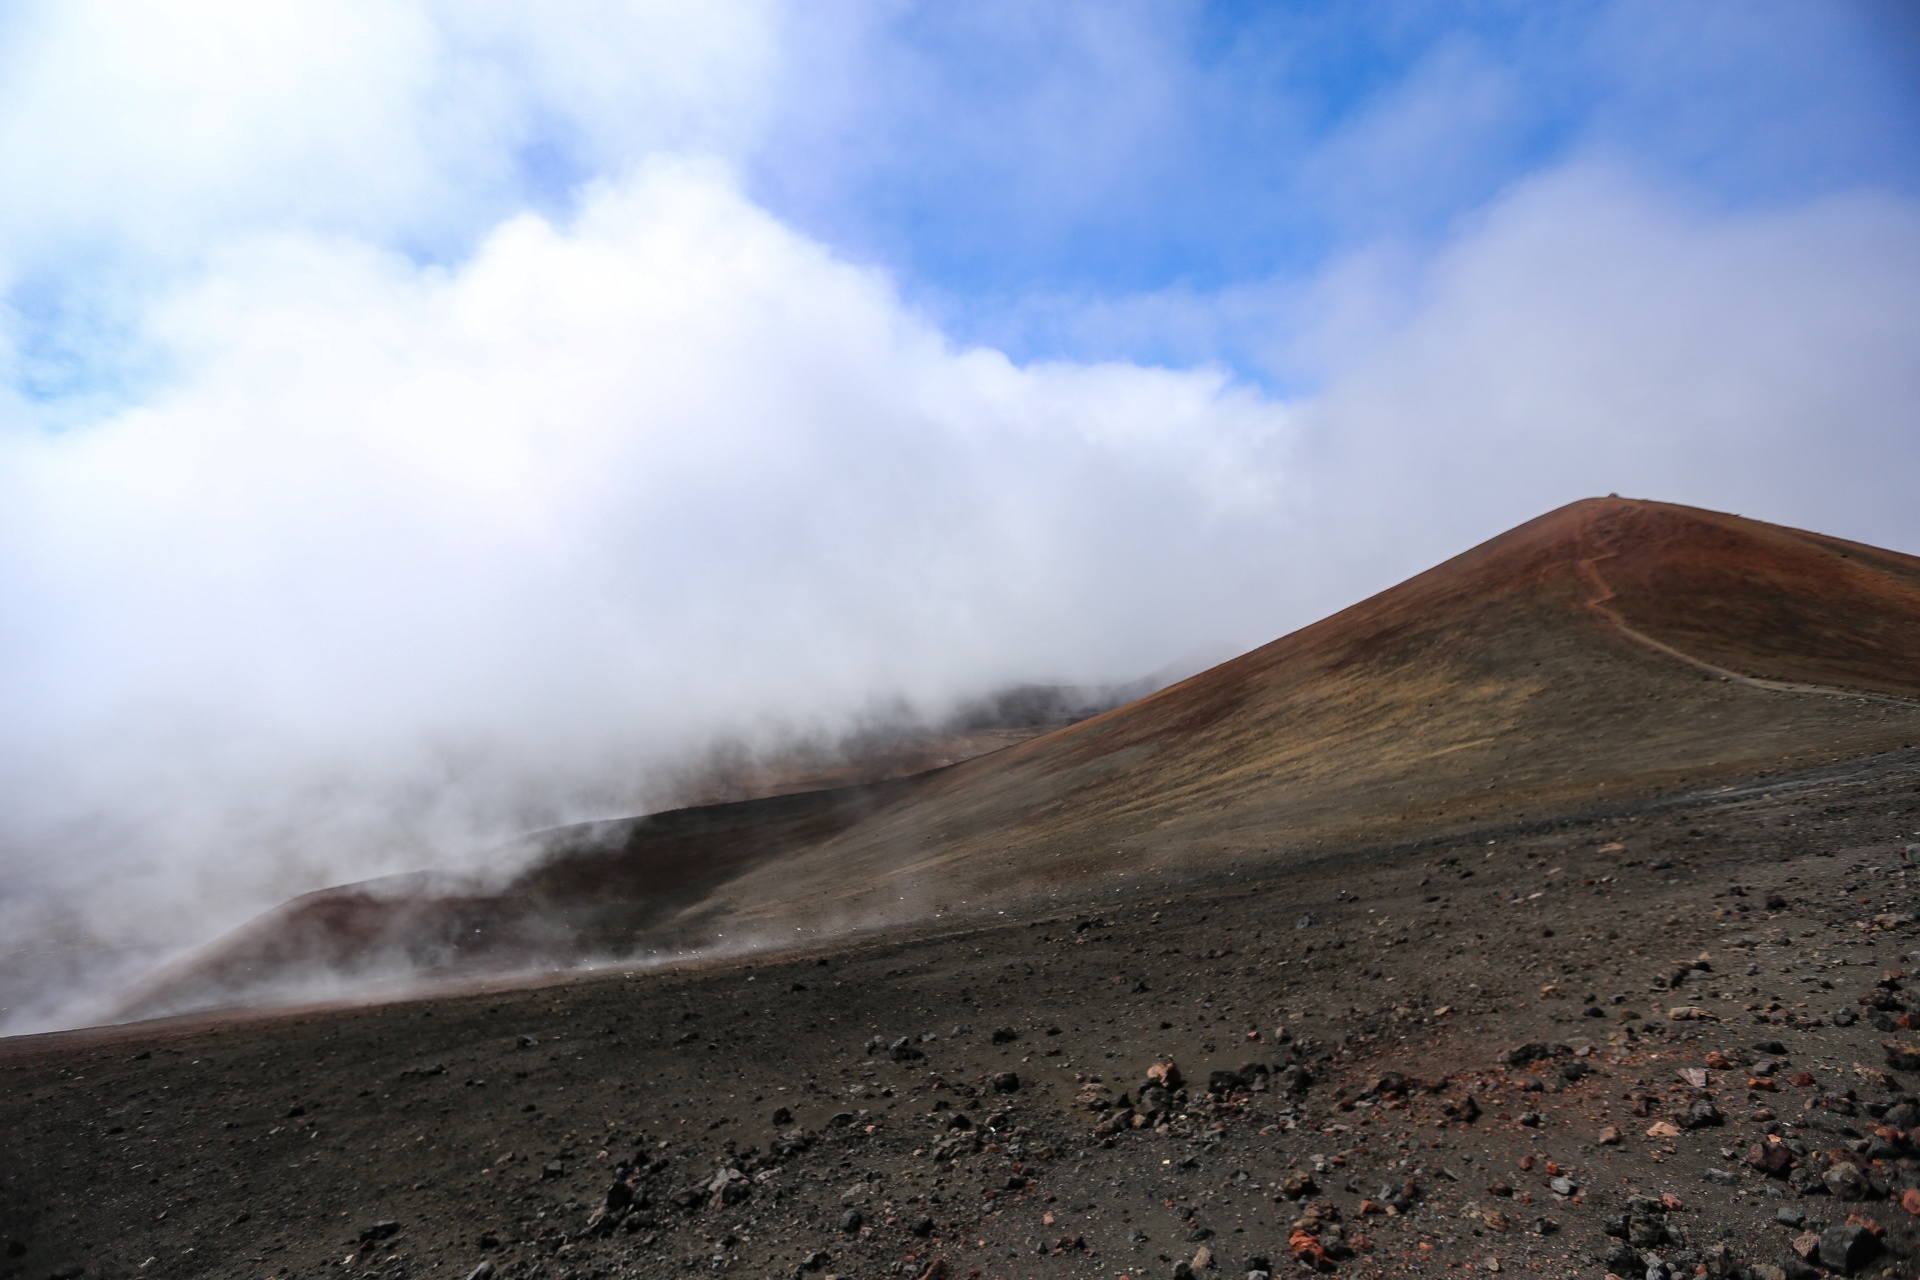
left=1577, top=526, right=1920, bottom=711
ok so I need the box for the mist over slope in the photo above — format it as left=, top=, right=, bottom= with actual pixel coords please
left=110, top=497, right=1920, bottom=1023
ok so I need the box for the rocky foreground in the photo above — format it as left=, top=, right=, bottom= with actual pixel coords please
left=3, top=748, right=1920, bottom=1280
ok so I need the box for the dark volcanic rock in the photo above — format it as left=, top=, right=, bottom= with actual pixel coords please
left=1818, top=1223, right=1879, bottom=1273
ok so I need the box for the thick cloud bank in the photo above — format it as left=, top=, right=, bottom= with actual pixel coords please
left=0, top=163, right=1296, bottom=1031
left=2, top=2, right=1916, bottom=1034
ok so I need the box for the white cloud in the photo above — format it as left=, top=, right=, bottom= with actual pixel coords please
left=0, top=0, right=780, bottom=344
left=0, top=159, right=1300, bottom=1031
left=1297, top=165, right=1920, bottom=586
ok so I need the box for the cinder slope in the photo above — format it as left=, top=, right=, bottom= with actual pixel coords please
left=1574, top=500, right=1920, bottom=698
left=701, top=497, right=1920, bottom=933
left=114, top=498, right=1920, bottom=1018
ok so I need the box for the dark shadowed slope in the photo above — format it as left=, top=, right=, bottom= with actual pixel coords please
left=113, top=498, right=1920, bottom=1020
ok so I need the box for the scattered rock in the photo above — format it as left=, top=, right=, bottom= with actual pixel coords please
left=1748, top=1141, right=1795, bottom=1176
left=1680, top=1100, right=1723, bottom=1129
left=1504, top=1043, right=1567, bottom=1068
left=990, top=1027, right=1020, bottom=1044
left=1824, top=1162, right=1871, bottom=1201
left=1818, top=1223, right=1879, bottom=1273
left=1881, top=1040, right=1920, bottom=1072
left=1278, top=1170, right=1316, bottom=1199
left=1669, top=1006, right=1718, bottom=1022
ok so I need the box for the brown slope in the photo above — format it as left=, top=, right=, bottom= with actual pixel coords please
left=113, top=497, right=1920, bottom=1019
left=691, top=497, right=1920, bottom=931
left=1573, top=500, right=1920, bottom=698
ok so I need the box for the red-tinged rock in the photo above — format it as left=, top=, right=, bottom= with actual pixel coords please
left=1598, top=1125, right=1623, bottom=1145
left=1358, top=1199, right=1385, bottom=1216
left=1290, top=1228, right=1333, bottom=1272
left=1662, top=1193, right=1684, bottom=1211
left=1844, top=1214, right=1885, bottom=1237
left=1749, top=1078, right=1777, bottom=1092
left=1901, top=1188, right=1920, bottom=1215
left=1789, top=1072, right=1816, bottom=1087
left=1791, top=1231, right=1821, bottom=1259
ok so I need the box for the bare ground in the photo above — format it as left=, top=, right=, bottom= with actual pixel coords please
left=6, top=746, right=1919, bottom=1280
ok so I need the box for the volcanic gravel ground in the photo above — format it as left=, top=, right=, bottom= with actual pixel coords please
left=5, top=748, right=1920, bottom=1280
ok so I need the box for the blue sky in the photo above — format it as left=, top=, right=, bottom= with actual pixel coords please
left=762, top=1, right=1920, bottom=378
left=0, top=1, right=1916, bottom=1031
left=9, top=3, right=1918, bottom=399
